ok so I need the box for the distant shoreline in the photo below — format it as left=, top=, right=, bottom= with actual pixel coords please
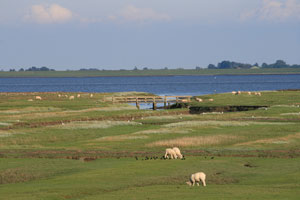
left=1, top=68, right=300, bottom=78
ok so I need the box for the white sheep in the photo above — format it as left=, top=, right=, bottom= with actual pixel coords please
left=77, top=94, right=81, bottom=98
left=232, top=91, right=237, bottom=95
left=35, top=96, right=42, bottom=100
left=90, top=94, right=94, bottom=98
left=164, top=148, right=178, bottom=159
left=172, top=147, right=183, bottom=159
left=186, top=172, right=206, bottom=187
left=196, top=98, right=203, bottom=102
left=208, top=98, right=214, bottom=102
left=69, top=96, right=75, bottom=100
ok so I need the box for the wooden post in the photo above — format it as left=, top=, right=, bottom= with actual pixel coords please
left=152, top=97, right=157, bottom=110
left=164, top=96, right=167, bottom=109
left=176, top=97, right=178, bottom=103
left=136, top=97, right=140, bottom=109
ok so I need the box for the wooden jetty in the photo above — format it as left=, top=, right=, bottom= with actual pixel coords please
left=110, top=96, right=192, bottom=110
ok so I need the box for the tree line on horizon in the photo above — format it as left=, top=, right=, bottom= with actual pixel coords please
left=3, top=60, right=300, bottom=72
left=207, top=60, right=300, bottom=69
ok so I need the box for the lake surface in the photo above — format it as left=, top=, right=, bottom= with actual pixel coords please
left=0, top=74, right=300, bottom=96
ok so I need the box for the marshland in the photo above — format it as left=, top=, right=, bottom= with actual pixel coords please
left=0, top=90, right=299, bottom=199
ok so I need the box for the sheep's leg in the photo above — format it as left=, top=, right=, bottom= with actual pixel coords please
left=192, top=181, right=195, bottom=186
left=164, top=152, right=168, bottom=159
left=201, top=179, right=206, bottom=187
left=196, top=182, right=200, bottom=186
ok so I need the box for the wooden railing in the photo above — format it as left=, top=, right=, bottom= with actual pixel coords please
left=109, top=96, right=192, bottom=110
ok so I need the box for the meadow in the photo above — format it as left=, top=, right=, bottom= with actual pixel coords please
left=1, top=68, right=300, bottom=77
left=0, top=91, right=300, bottom=199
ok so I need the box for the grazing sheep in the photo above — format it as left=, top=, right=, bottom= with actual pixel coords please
left=35, top=96, right=42, bottom=100
left=186, top=172, right=206, bottom=187
left=248, top=92, right=252, bottom=95
left=28, top=99, right=33, bottom=101
left=77, top=94, right=81, bottom=98
left=69, top=96, right=75, bottom=100
left=164, top=148, right=178, bottom=159
left=237, top=91, right=241, bottom=95
left=90, top=94, right=94, bottom=98
left=232, top=91, right=237, bottom=95
left=172, top=147, right=183, bottom=159
left=208, top=98, right=214, bottom=102
left=196, top=98, right=203, bottom=102
left=257, top=92, right=261, bottom=96
left=58, top=94, right=61, bottom=98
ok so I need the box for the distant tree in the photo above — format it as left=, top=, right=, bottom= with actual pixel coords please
left=273, top=60, right=288, bottom=68
left=133, top=66, right=138, bottom=70
left=216, top=61, right=252, bottom=69
left=291, top=64, right=300, bottom=68
left=25, top=66, right=55, bottom=71
left=262, top=63, right=268, bottom=68
left=19, top=68, right=24, bottom=71
left=9, top=69, right=16, bottom=72
left=143, top=67, right=148, bottom=70
left=253, top=63, right=260, bottom=67
left=40, top=66, right=50, bottom=71
left=261, top=60, right=289, bottom=68
left=164, top=67, right=168, bottom=70
left=195, top=66, right=201, bottom=70
left=207, top=64, right=217, bottom=69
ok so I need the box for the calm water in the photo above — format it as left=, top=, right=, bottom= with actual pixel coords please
left=0, top=75, right=300, bottom=96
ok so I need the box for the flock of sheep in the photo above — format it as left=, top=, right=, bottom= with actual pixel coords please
left=232, top=91, right=261, bottom=96
left=164, top=147, right=206, bottom=187
left=195, top=91, right=262, bottom=103
left=29, top=93, right=94, bottom=101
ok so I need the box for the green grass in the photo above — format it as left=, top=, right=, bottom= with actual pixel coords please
left=0, top=91, right=300, bottom=199
left=1, top=157, right=299, bottom=200
left=1, top=68, right=300, bottom=77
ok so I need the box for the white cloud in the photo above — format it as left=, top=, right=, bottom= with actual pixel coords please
left=25, top=4, right=73, bottom=24
left=241, top=0, right=300, bottom=22
left=109, top=5, right=171, bottom=23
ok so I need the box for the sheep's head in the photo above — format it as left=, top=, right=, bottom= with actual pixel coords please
left=186, top=181, right=192, bottom=186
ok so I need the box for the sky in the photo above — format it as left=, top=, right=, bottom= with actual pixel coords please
left=0, top=0, right=300, bottom=70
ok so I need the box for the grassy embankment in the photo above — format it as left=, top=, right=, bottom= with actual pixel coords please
left=1, top=68, right=300, bottom=77
left=0, top=91, right=300, bottom=199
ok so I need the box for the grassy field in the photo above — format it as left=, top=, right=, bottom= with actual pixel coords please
left=0, top=91, right=300, bottom=199
left=1, top=68, right=300, bottom=77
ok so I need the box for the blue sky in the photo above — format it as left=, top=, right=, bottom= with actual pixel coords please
left=0, top=0, right=299, bottom=70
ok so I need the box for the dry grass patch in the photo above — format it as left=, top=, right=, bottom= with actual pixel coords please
left=0, top=122, right=12, bottom=126
left=280, top=112, right=300, bottom=116
left=142, top=115, right=195, bottom=120
left=64, top=105, right=137, bottom=113
left=163, top=121, right=294, bottom=128
left=147, top=135, right=239, bottom=147
left=57, top=120, right=141, bottom=129
left=0, top=130, right=26, bottom=138
left=0, top=168, right=43, bottom=184
left=0, top=107, right=61, bottom=115
left=96, top=135, right=148, bottom=142
left=235, top=133, right=300, bottom=146
left=133, top=128, right=191, bottom=135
